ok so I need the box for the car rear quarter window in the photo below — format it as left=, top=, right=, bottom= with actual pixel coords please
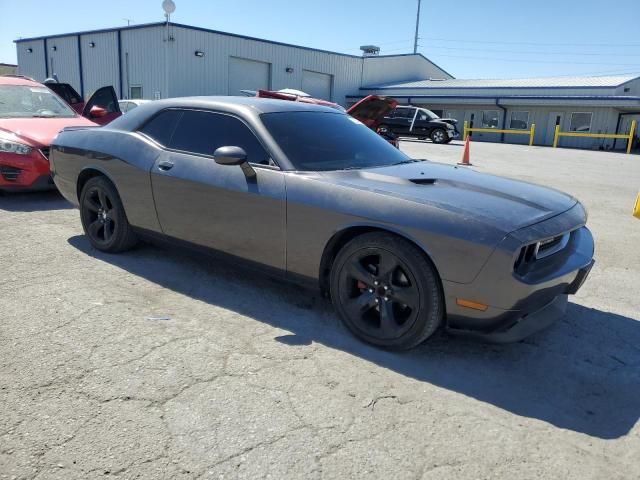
left=139, top=110, right=183, bottom=146
left=169, top=110, right=270, bottom=165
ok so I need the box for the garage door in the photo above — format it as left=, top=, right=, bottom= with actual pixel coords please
left=302, top=70, right=332, bottom=100
left=228, top=57, right=271, bottom=95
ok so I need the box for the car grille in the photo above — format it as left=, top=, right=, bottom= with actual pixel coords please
left=40, top=147, right=50, bottom=160
left=0, top=165, right=21, bottom=182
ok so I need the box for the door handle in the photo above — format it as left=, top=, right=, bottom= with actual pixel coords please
left=158, top=160, right=174, bottom=171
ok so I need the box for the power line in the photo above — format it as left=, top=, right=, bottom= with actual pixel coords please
left=424, top=45, right=640, bottom=57
left=419, top=36, right=640, bottom=48
left=425, top=52, right=640, bottom=66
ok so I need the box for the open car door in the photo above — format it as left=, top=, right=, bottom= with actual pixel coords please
left=45, top=82, right=85, bottom=114
left=82, top=86, right=122, bottom=125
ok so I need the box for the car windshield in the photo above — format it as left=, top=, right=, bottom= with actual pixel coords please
left=0, top=85, right=76, bottom=118
left=420, top=108, right=439, bottom=120
left=261, top=111, right=411, bottom=171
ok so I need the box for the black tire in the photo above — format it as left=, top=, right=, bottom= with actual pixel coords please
left=430, top=128, right=447, bottom=144
left=79, top=176, right=137, bottom=253
left=329, top=232, right=443, bottom=350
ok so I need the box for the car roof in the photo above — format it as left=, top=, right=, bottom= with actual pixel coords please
left=0, top=75, right=43, bottom=87
left=149, top=96, right=341, bottom=114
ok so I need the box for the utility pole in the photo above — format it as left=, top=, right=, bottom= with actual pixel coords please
left=413, top=0, right=421, bottom=54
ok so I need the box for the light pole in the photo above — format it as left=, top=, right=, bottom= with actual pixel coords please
left=413, top=0, right=421, bottom=54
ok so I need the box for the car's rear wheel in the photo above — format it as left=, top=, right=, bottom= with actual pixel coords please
left=80, top=176, right=137, bottom=253
left=430, top=128, right=447, bottom=144
left=330, top=232, right=443, bottom=350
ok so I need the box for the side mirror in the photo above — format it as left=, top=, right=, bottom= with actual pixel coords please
left=213, top=146, right=247, bottom=165
left=213, top=146, right=256, bottom=179
left=89, top=106, right=107, bottom=118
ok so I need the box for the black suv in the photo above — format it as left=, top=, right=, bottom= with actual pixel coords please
left=380, top=106, right=459, bottom=143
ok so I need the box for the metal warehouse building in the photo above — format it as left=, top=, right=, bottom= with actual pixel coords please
left=13, top=22, right=451, bottom=106
left=351, top=76, right=640, bottom=150
left=14, top=22, right=640, bottom=150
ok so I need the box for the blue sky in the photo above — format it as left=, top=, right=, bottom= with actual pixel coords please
left=1, top=0, right=639, bottom=79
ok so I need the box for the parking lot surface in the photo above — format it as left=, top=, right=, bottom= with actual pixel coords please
left=1, top=141, right=639, bottom=479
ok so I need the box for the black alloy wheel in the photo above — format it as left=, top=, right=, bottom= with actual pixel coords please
left=430, top=128, right=447, bottom=144
left=80, top=176, right=137, bottom=253
left=330, top=233, right=443, bottom=349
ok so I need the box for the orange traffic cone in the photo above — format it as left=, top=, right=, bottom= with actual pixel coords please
left=458, top=136, right=472, bottom=166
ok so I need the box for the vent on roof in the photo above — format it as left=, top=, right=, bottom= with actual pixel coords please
left=360, top=45, right=380, bottom=57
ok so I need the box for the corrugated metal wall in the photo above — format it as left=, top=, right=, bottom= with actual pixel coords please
left=166, top=26, right=363, bottom=104
left=404, top=100, right=625, bottom=149
left=16, top=40, right=46, bottom=81
left=46, top=35, right=81, bottom=92
left=15, top=24, right=459, bottom=106
left=121, top=26, right=166, bottom=100
left=80, top=31, right=120, bottom=98
left=362, top=55, right=453, bottom=86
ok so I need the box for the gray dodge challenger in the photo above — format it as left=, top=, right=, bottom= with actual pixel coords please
left=50, top=97, right=594, bottom=349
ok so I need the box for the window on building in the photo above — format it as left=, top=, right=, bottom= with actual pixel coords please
left=169, top=110, right=271, bottom=165
left=139, top=109, right=183, bottom=146
left=130, top=85, right=143, bottom=99
left=481, top=110, right=499, bottom=128
left=569, top=112, right=592, bottom=132
left=509, top=111, right=529, bottom=129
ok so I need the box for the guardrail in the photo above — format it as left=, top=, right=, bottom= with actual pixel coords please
left=463, top=121, right=536, bottom=146
left=553, top=120, right=636, bottom=154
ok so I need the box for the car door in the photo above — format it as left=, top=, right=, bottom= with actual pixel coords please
left=46, top=83, right=85, bottom=114
left=411, top=109, right=431, bottom=136
left=149, top=109, right=286, bottom=271
left=82, top=86, right=122, bottom=125
left=393, top=108, right=414, bottom=135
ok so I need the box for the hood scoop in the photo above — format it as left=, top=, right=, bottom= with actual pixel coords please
left=409, top=178, right=437, bottom=185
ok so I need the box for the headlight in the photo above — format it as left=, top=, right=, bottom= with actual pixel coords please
left=0, top=139, right=32, bottom=155
left=446, top=124, right=455, bottom=130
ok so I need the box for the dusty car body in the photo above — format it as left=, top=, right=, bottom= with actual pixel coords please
left=49, top=97, right=594, bottom=349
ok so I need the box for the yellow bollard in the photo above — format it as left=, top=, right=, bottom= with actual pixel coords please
left=463, top=121, right=468, bottom=142
left=627, top=120, right=636, bottom=155
left=553, top=124, right=560, bottom=148
left=529, top=123, right=536, bottom=146
left=634, top=192, right=640, bottom=219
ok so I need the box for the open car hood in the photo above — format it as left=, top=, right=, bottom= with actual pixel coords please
left=347, top=95, right=398, bottom=129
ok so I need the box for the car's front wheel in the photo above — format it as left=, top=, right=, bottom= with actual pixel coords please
left=430, top=128, right=447, bottom=144
left=80, top=176, right=137, bottom=253
left=330, top=232, right=443, bottom=350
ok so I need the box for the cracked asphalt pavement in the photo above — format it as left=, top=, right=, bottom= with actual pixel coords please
left=1, top=141, right=639, bottom=479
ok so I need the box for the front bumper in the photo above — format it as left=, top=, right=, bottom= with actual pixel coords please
left=442, top=205, right=594, bottom=342
left=0, top=150, right=52, bottom=191
left=447, top=130, right=459, bottom=139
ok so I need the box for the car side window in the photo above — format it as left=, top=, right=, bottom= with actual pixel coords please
left=139, top=110, right=183, bottom=146
left=169, top=110, right=271, bottom=165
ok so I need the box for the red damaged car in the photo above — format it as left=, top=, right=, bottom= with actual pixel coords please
left=0, top=76, right=119, bottom=191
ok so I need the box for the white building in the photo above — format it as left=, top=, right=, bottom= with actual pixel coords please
left=14, top=22, right=451, bottom=105
left=352, top=76, right=640, bottom=149
left=14, top=22, right=640, bottom=150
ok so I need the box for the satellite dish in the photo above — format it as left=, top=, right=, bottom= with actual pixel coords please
left=162, top=0, right=176, bottom=15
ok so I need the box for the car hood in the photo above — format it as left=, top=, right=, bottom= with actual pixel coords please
left=0, top=116, right=96, bottom=147
left=347, top=95, right=398, bottom=129
left=319, top=161, right=578, bottom=233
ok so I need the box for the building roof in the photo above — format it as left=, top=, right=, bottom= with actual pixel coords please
left=362, top=75, right=640, bottom=90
